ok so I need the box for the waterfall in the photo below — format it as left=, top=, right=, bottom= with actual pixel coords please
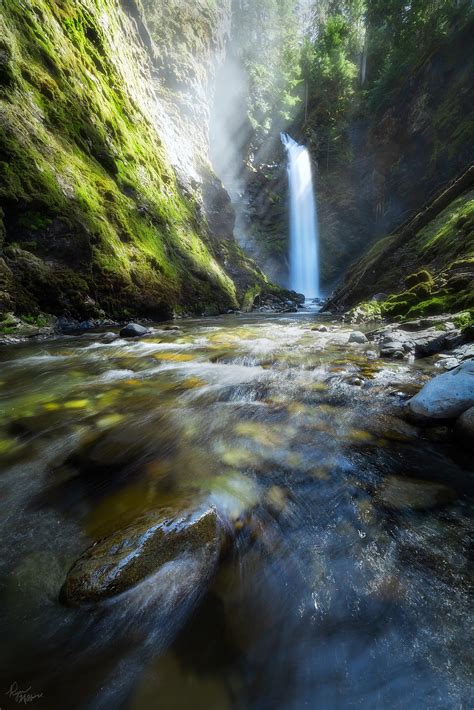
left=281, top=133, right=320, bottom=299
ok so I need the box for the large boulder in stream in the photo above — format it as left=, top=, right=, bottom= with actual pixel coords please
left=406, top=360, right=474, bottom=422
left=60, top=507, right=222, bottom=606
left=378, top=327, right=463, bottom=359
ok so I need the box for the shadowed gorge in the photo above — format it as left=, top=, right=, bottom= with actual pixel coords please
left=0, top=2, right=473, bottom=709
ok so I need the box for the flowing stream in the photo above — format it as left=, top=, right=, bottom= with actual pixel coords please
left=0, top=312, right=472, bottom=709
left=281, top=133, right=320, bottom=298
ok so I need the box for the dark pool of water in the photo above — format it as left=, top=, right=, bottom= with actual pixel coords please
left=0, top=312, right=472, bottom=709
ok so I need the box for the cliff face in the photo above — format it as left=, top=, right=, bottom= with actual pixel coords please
left=324, top=169, right=474, bottom=320
left=311, top=17, right=474, bottom=290
left=232, top=16, right=474, bottom=294
left=317, top=17, right=474, bottom=319
left=0, top=0, right=268, bottom=322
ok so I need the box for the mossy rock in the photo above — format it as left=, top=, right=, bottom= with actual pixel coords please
left=0, top=38, right=16, bottom=91
left=60, top=507, right=222, bottom=606
left=406, top=296, right=451, bottom=318
left=381, top=300, right=410, bottom=317
left=0, top=0, right=271, bottom=320
left=406, top=281, right=433, bottom=299
left=405, top=270, right=434, bottom=289
left=346, top=301, right=382, bottom=322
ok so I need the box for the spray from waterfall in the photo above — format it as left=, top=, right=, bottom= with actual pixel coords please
left=281, top=133, right=320, bottom=299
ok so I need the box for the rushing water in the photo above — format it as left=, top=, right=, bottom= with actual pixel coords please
left=0, top=312, right=472, bottom=710
left=281, top=133, right=320, bottom=298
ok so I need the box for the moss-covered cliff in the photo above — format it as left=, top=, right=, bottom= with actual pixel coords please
left=325, top=169, right=474, bottom=321
left=304, top=15, right=474, bottom=290
left=0, top=0, right=270, bottom=322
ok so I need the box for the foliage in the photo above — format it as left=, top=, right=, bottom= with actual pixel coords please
left=231, top=0, right=303, bottom=143
left=365, top=0, right=473, bottom=112
left=297, top=0, right=474, bottom=162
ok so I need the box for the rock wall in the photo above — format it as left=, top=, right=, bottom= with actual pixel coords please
left=0, top=0, right=270, bottom=322
left=310, top=16, right=474, bottom=291
left=230, top=16, right=474, bottom=294
left=324, top=168, right=474, bottom=320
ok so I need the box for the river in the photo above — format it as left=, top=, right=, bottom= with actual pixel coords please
left=0, top=310, right=472, bottom=709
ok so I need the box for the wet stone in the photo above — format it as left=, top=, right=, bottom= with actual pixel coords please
left=375, top=476, right=455, bottom=511
left=455, top=406, right=474, bottom=449
left=120, top=323, right=150, bottom=338
left=406, top=360, right=474, bottom=422
left=60, top=507, right=222, bottom=605
left=349, top=331, right=368, bottom=344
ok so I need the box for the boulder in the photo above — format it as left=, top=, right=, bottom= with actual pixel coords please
left=406, top=360, right=474, bottom=422
left=379, top=330, right=415, bottom=358
left=349, top=331, right=368, bottom=344
left=438, top=357, right=461, bottom=370
left=379, top=327, right=464, bottom=359
left=120, top=322, right=150, bottom=338
left=451, top=343, right=474, bottom=362
left=455, top=406, right=474, bottom=448
left=60, top=507, right=222, bottom=606
left=375, top=475, right=455, bottom=511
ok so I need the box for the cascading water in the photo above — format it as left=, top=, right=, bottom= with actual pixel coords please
left=281, top=133, right=320, bottom=299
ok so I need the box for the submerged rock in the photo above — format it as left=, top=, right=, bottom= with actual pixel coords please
left=375, top=475, right=455, bottom=511
left=60, top=507, right=222, bottom=606
left=120, top=323, right=150, bottom=338
left=406, top=360, right=474, bottom=422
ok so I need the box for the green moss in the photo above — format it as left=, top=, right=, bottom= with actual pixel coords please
left=404, top=270, right=434, bottom=289
left=0, top=0, right=267, bottom=320
left=406, top=296, right=450, bottom=317
left=241, top=285, right=262, bottom=313
left=338, top=188, right=474, bottom=320
left=21, top=313, right=49, bottom=327
left=346, top=301, right=382, bottom=321
left=406, top=282, right=433, bottom=299
left=381, top=300, right=409, bottom=317
left=0, top=313, right=16, bottom=334
left=0, top=38, right=16, bottom=91
left=453, top=311, right=471, bottom=329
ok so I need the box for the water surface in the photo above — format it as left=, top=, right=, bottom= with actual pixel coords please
left=0, top=312, right=472, bottom=709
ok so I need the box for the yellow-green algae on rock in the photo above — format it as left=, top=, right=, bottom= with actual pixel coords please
left=0, top=0, right=269, bottom=321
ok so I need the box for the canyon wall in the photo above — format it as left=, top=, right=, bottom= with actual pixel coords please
left=0, top=0, right=270, bottom=322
